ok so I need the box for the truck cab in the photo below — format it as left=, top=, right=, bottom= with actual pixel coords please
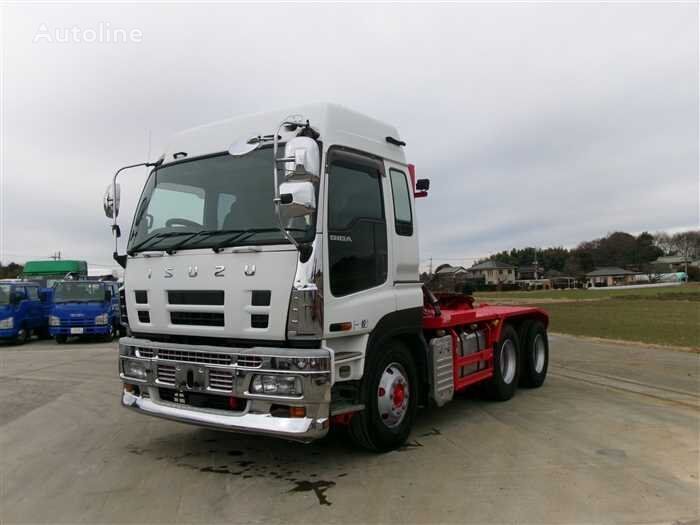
left=108, top=104, right=549, bottom=451
left=49, top=280, right=120, bottom=343
left=0, top=280, right=48, bottom=344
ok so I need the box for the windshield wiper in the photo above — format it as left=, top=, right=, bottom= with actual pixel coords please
left=165, top=229, right=277, bottom=254
left=128, top=231, right=196, bottom=254
left=211, top=228, right=281, bottom=253
left=210, top=227, right=307, bottom=253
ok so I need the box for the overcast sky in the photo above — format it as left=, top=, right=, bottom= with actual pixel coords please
left=1, top=2, right=698, bottom=271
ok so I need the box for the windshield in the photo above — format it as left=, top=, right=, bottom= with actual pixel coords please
left=54, top=282, right=105, bottom=303
left=0, top=285, right=10, bottom=305
left=127, top=148, right=316, bottom=253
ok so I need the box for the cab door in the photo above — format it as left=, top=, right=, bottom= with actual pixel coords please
left=384, top=161, right=421, bottom=312
left=24, top=286, right=43, bottom=329
left=323, top=148, right=396, bottom=339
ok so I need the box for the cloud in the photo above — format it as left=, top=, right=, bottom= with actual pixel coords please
left=1, top=3, right=697, bottom=270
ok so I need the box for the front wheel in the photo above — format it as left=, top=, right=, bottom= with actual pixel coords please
left=486, top=324, right=520, bottom=401
left=14, top=326, right=29, bottom=345
left=349, top=341, right=418, bottom=452
left=102, top=325, right=115, bottom=343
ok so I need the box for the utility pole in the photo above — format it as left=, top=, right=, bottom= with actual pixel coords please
left=533, top=251, right=539, bottom=280
left=429, top=257, right=433, bottom=276
left=50, top=251, right=61, bottom=261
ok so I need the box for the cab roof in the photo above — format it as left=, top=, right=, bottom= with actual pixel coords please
left=161, top=103, right=407, bottom=166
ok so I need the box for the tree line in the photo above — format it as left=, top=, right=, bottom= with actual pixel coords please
left=486, top=230, right=700, bottom=278
left=0, top=262, right=24, bottom=279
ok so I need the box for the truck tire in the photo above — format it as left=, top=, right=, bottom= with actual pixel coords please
left=349, top=340, right=418, bottom=452
left=102, top=325, right=115, bottom=343
left=486, top=324, right=520, bottom=401
left=520, top=321, right=548, bottom=388
left=55, top=335, right=68, bottom=344
left=14, top=326, right=29, bottom=345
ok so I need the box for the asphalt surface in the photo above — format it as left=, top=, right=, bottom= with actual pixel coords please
left=1, top=334, right=698, bottom=524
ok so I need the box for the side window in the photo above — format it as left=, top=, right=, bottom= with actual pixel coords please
left=389, top=169, right=413, bottom=236
left=26, top=287, right=39, bottom=300
left=328, top=157, right=388, bottom=296
left=14, top=287, right=27, bottom=301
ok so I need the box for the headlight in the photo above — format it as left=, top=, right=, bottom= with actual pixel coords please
left=95, top=313, right=109, bottom=325
left=49, top=315, right=60, bottom=327
left=250, top=375, right=302, bottom=396
left=122, top=360, right=147, bottom=380
left=273, top=357, right=329, bottom=371
left=0, top=317, right=13, bottom=329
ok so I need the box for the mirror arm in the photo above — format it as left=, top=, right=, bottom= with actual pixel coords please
left=110, top=158, right=163, bottom=262
left=273, top=116, right=303, bottom=251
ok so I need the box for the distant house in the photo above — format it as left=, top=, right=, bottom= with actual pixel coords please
left=517, top=264, right=545, bottom=280
left=544, top=269, right=577, bottom=289
left=435, top=265, right=467, bottom=277
left=651, top=256, right=696, bottom=273
left=585, top=267, right=638, bottom=287
left=466, top=260, right=516, bottom=285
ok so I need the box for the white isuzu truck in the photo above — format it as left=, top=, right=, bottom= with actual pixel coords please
left=105, top=103, right=549, bottom=451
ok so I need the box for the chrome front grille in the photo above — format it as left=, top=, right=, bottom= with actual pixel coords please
left=158, top=349, right=233, bottom=365
left=136, top=347, right=155, bottom=358
left=157, top=364, right=176, bottom=384
left=237, top=355, right=263, bottom=368
left=208, top=370, right=234, bottom=391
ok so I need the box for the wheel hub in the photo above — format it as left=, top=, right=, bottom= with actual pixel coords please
left=377, top=362, right=410, bottom=429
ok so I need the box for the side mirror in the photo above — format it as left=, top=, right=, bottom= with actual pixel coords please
left=278, top=181, right=316, bottom=218
left=105, top=289, right=113, bottom=301
left=103, top=183, right=121, bottom=219
left=283, top=137, right=320, bottom=179
left=416, top=179, right=430, bottom=191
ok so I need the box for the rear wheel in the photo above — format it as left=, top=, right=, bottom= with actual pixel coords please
left=55, top=335, right=68, bottom=344
left=520, top=321, right=548, bottom=388
left=486, top=324, right=520, bottom=401
left=349, top=341, right=418, bottom=452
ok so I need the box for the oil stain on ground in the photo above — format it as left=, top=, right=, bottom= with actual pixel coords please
left=126, top=442, right=346, bottom=506
left=289, top=480, right=337, bottom=506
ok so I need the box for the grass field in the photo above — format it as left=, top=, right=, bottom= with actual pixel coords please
left=475, top=283, right=700, bottom=349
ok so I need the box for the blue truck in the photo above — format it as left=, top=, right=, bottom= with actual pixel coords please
left=0, top=280, right=52, bottom=344
left=49, top=280, right=121, bottom=343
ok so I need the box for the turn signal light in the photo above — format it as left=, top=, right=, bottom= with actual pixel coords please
left=289, top=407, right=306, bottom=418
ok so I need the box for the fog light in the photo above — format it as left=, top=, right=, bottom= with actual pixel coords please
left=124, top=383, right=140, bottom=395
left=123, top=360, right=147, bottom=380
left=250, top=375, right=302, bottom=396
left=48, top=315, right=60, bottom=327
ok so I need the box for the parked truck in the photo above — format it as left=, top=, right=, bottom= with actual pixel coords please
left=105, top=104, right=549, bottom=451
left=0, top=280, right=51, bottom=344
left=49, top=280, right=121, bottom=343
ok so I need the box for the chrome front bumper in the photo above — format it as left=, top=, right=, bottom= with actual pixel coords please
left=118, top=337, right=332, bottom=442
